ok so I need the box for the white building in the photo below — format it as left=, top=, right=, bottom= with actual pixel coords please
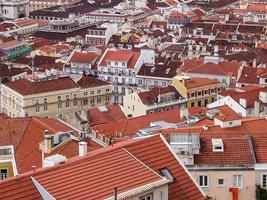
left=97, top=48, right=155, bottom=103
left=0, top=0, right=29, bottom=20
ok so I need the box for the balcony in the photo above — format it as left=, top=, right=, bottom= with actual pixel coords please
left=98, top=71, right=135, bottom=77
left=147, top=98, right=187, bottom=110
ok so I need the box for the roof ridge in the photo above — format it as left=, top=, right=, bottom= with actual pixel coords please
left=13, top=118, right=32, bottom=152
left=122, top=148, right=163, bottom=179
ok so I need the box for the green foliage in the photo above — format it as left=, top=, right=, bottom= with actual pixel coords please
left=256, top=185, right=267, bottom=200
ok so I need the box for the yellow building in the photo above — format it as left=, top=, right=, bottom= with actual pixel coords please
left=172, top=73, right=223, bottom=108
left=0, top=76, right=113, bottom=120
left=0, top=145, right=18, bottom=180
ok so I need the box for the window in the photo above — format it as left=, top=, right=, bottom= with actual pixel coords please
left=262, top=174, right=267, bottom=188
left=191, top=102, right=195, bottom=107
left=199, top=175, right=209, bottom=187
left=139, top=194, right=153, bottom=200
left=66, top=98, right=70, bottom=108
left=84, top=92, right=88, bottom=96
left=35, top=103, right=40, bottom=112
left=97, top=90, right=101, bottom=94
left=218, top=178, right=225, bottom=187
left=160, top=168, right=174, bottom=180
left=90, top=90, right=94, bottom=95
left=43, top=98, right=48, bottom=111
left=84, top=99, right=88, bottom=105
left=97, top=97, right=101, bottom=104
left=74, top=97, right=78, bottom=106
left=115, top=62, right=118, bottom=66
left=106, top=88, right=109, bottom=93
left=0, top=169, right=7, bottom=180
left=233, top=175, right=243, bottom=189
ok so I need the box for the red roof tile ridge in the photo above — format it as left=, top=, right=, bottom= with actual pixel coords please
left=123, top=148, right=163, bottom=179
left=12, top=118, right=33, bottom=151
left=31, top=117, right=61, bottom=133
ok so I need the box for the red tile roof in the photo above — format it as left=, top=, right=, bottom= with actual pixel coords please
left=185, top=77, right=221, bottom=89
left=88, top=104, right=126, bottom=126
left=182, top=58, right=242, bottom=77
left=69, top=51, right=98, bottom=63
left=4, top=76, right=79, bottom=96
left=238, top=66, right=267, bottom=85
left=138, top=86, right=182, bottom=105
left=162, top=118, right=267, bottom=164
left=195, top=133, right=253, bottom=165
left=99, top=49, right=141, bottom=69
left=0, top=117, right=102, bottom=174
left=92, top=108, right=184, bottom=137
left=77, top=76, right=109, bottom=88
left=0, top=134, right=206, bottom=200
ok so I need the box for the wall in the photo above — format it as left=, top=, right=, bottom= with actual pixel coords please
left=127, top=184, right=168, bottom=200
left=190, top=169, right=256, bottom=200
left=0, top=162, right=14, bottom=179
left=208, top=96, right=247, bottom=117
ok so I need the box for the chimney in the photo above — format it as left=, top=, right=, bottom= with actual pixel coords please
left=44, top=130, right=53, bottom=153
left=214, top=45, right=219, bottom=56
left=253, top=59, right=257, bottom=68
left=239, top=98, right=247, bottom=108
left=254, top=101, right=260, bottom=117
left=180, top=106, right=188, bottom=119
left=79, top=141, right=88, bottom=157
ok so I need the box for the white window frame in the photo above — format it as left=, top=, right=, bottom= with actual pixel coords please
left=199, top=175, right=209, bottom=187
left=233, top=174, right=243, bottom=189
left=217, top=178, right=226, bottom=187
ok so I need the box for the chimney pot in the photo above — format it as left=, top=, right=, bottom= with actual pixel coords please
left=79, top=141, right=88, bottom=157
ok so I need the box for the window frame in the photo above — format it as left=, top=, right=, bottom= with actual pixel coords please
left=217, top=178, right=225, bottom=187
left=233, top=174, right=243, bottom=189
left=199, top=175, right=209, bottom=188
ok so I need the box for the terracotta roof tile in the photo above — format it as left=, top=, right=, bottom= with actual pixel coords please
left=88, top=105, right=126, bottom=126
left=4, top=76, right=79, bottom=96
left=138, top=86, right=182, bottom=105
left=69, top=51, right=98, bottom=63
left=77, top=76, right=109, bottom=88
left=185, top=77, right=221, bottom=89
left=0, top=134, right=206, bottom=200
left=99, top=49, right=141, bottom=69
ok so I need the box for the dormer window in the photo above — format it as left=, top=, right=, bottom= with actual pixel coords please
left=212, top=138, right=224, bottom=152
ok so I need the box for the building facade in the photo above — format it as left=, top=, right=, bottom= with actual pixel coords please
left=0, top=76, right=113, bottom=120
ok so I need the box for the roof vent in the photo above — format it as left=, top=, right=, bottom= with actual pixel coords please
left=212, top=138, right=224, bottom=152
left=98, top=106, right=108, bottom=112
left=43, top=154, right=67, bottom=167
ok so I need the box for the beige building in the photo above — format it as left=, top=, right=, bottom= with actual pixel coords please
left=165, top=117, right=267, bottom=200
left=29, top=0, right=81, bottom=12
left=123, top=86, right=187, bottom=118
left=0, top=76, right=113, bottom=120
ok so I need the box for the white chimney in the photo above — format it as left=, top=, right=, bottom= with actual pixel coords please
left=180, top=107, right=188, bottom=119
left=79, top=141, right=87, bottom=157
left=239, top=98, right=247, bottom=108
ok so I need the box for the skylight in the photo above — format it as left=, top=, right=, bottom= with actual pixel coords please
left=160, top=168, right=174, bottom=180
